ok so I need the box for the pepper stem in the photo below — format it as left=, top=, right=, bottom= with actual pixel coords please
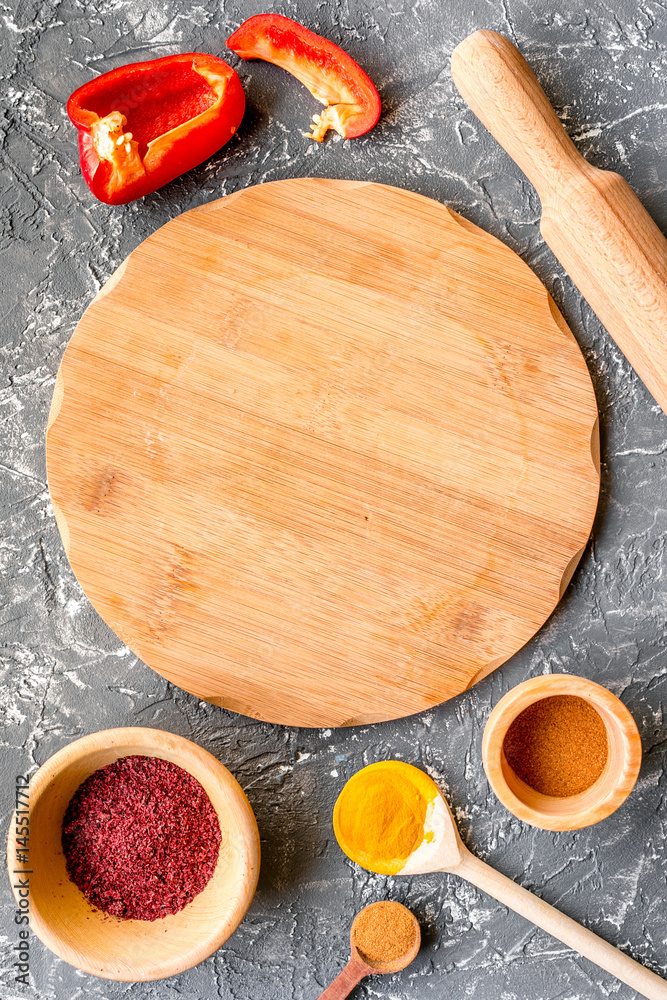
left=306, top=103, right=356, bottom=141
left=91, top=111, right=147, bottom=187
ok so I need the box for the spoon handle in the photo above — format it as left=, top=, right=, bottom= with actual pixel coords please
left=315, top=956, right=369, bottom=999
left=456, top=848, right=667, bottom=1000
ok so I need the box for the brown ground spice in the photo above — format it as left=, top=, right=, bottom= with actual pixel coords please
left=352, top=901, right=418, bottom=968
left=503, top=695, right=609, bottom=797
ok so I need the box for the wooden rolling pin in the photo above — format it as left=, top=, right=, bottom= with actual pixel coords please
left=451, top=30, right=667, bottom=414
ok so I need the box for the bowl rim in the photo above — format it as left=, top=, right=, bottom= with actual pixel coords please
left=481, top=674, right=642, bottom=831
left=6, top=726, right=260, bottom=981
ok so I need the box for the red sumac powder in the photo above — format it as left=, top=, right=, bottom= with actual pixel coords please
left=62, top=755, right=221, bottom=920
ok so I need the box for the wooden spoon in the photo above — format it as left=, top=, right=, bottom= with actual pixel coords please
left=316, top=901, right=420, bottom=999
left=451, top=30, right=667, bottom=416
left=335, top=764, right=667, bottom=1000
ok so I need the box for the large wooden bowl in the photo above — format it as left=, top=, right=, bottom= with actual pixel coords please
left=482, top=675, right=642, bottom=830
left=6, top=728, right=260, bottom=981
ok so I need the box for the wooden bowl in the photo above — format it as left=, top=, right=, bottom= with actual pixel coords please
left=6, top=728, right=260, bottom=981
left=482, top=675, right=642, bottom=830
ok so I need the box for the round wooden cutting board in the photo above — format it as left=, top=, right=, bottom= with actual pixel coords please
left=46, top=179, right=599, bottom=727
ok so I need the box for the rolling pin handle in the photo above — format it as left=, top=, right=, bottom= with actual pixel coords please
left=451, top=27, right=667, bottom=418
left=451, top=30, right=591, bottom=205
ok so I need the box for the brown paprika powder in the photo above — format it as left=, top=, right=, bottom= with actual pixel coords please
left=503, top=695, right=609, bottom=797
left=62, top=755, right=221, bottom=920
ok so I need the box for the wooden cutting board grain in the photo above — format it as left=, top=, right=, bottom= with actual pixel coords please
left=46, top=179, right=600, bottom=727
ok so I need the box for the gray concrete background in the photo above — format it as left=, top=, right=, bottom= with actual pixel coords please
left=1, top=0, right=666, bottom=997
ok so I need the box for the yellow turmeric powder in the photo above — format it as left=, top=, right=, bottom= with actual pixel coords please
left=333, top=761, right=438, bottom=875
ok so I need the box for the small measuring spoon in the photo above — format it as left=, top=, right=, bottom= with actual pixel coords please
left=316, top=901, right=420, bottom=999
left=335, top=763, right=667, bottom=1000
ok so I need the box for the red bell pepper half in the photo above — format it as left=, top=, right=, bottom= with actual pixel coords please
left=227, top=14, right=380, bottom=141
left=67, top=53, right=245, bottom=205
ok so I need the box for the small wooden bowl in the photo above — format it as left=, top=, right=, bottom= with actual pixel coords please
left=6, top=727, right=260, bottom=981
left=482, top=675, right=642, bottom=831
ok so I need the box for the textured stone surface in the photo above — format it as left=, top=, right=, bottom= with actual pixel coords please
left=1, top=1, right=666, bottom=998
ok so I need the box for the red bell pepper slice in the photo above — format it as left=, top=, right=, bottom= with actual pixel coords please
left=67, top=53, right=245, bottom=205
left=227, top=14, right=380, bottom=141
